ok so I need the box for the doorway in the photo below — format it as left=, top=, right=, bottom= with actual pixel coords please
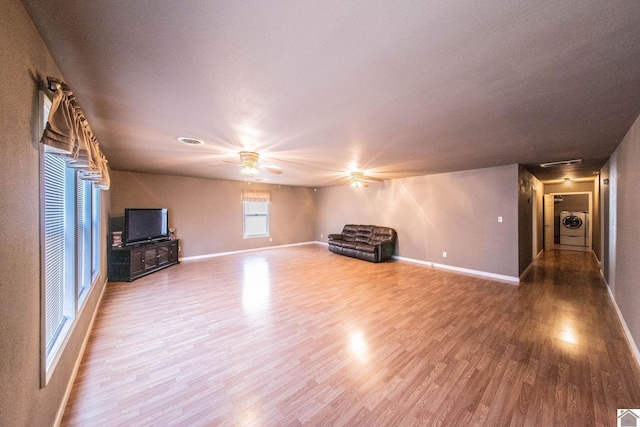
left=544, top=191, right=592, bottom=252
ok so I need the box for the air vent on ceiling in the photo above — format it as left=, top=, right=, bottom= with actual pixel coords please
left=539, top=159, right=582, bottom=168
left=177, top=137, right=204, bottom=146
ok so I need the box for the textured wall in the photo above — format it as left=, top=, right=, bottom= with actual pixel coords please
left=0, top=1, right=109, bottom=425
left=603, top=112, right=640, bottom=355
left=109, top=171, right=316, bottom=258
left=553, top=194, right=589, bottom=213
left=316, top=165, right=520, bottom=278
left=545, top=181, right=594, bottom=194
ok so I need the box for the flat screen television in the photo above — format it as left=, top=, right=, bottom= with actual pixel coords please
left=124, top=208, right=169, bottom=245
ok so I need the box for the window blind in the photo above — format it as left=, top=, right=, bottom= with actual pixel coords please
left=44, top=153, right=67, bottom=352
left=76, top=173, right=88, bottom=296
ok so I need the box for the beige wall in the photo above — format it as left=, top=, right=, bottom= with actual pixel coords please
left=602, top=112, right=640, bottom=354
left=316, top=165, right=520, bottom=278
left=0, top=1, right=110, bottom=425
left=554, top=194, right=589, bottom=213
left=545, top=181, right=594, bottom=194
left=109, top=171, right=316, bottom=258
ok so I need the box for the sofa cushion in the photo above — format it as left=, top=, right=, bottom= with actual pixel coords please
left=371, top=226, right=395, bottom=243
left=355, top=225, right=374, bottom=243
left=341, top=224, right=358, bottom=241
left=341, top=241, right=358, bottom=249
left=355, top=242, right=375, bottom=253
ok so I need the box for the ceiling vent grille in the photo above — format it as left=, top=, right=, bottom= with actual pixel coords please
left=539, top=159, right=582, bottom=168
left=177, top=137, right=204, bottom=146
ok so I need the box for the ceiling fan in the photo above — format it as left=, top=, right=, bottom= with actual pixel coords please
left=224, top=151, right=282, bottom=179
left=349, top=171, right=383, bottom=188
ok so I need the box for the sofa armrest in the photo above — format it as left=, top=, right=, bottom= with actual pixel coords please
left=370, top=238, right=395, bottom=262
left=328, top=234, right=343, bottom=241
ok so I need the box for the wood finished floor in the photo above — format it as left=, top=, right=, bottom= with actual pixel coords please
left=62, top=246, right=640, bottom=426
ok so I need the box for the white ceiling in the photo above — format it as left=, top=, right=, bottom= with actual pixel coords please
left=21, top=0, right=640, bottom=186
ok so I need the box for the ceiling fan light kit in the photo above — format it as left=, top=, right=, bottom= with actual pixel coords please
left=239, top=151, right=260, bottom=176
left=348, top=171, right=384, bottom=188
left=350, top=171, right=368, bottom=188
left=223, top=151, right=283, bottom=182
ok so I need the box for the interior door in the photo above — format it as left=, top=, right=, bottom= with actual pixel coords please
left=544, top=194, right=555, bottom=251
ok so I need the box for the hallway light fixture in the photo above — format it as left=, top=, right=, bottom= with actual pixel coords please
left=564, top=177, right=571, bottom=185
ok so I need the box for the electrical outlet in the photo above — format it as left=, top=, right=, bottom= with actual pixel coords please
left=498, top=216, right=503, bottom=223
left=269, top=237, right=272, bottom=242
left=320, top=234, right=323, bottom=238
left=443, top=252, right=447, bottom=258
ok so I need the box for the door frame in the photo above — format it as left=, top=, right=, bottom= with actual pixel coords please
left=548, top=191, right=593, bottom=250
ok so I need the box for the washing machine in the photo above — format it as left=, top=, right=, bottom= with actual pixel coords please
left=560, top=211, right=588, bottom=246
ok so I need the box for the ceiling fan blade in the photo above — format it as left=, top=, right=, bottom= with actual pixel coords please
left=264, top=167, right=283, bottom=175
left=362, top=175, right=383, bottom=183
left=261, top=164, right=283, bottom=174
left=223, top=158, right=241, bottom=164
left=347, top=181, right=369, bottom=188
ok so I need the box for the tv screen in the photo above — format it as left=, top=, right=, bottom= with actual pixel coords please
left=124, top=208, right=169, bottom=245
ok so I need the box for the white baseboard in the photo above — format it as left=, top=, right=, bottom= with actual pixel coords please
left=392, top=255, right=519, bottom=284
left=317, top=243, right=518, bottom=283
left=606, top=285, right=640, bottom=372
left=180, top=241, right=318, bottom=261
left=54, top=277, right=108, bottom=427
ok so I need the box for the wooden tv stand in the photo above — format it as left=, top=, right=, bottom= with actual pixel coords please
left=108, top=239, right=179, bottom=282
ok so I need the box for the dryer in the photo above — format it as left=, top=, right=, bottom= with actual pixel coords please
left=560, top=211, right=587, bottom=246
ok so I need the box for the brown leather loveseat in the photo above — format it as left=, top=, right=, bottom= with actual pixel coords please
left=327, top=224, right=397, bottom=263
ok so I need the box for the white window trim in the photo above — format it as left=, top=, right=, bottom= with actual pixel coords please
left=39, top=91, right=102, bottom=387
left=243, top=200, right=269, bottom=238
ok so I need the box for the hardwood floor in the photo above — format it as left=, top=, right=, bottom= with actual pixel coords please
left=62, top=246, right=640, bottom=426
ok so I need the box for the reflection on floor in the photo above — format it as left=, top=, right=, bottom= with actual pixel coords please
left=553, top=244, right=590, bottom=252
left=62, top=245, right=640, bottom=426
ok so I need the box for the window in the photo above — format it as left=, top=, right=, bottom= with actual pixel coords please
left=244, top=201, right=269, bottom=238
left=40, top=92, right=102, bottom=384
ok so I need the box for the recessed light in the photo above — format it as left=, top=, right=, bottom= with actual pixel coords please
left=177, top=137, right=204, bottom=146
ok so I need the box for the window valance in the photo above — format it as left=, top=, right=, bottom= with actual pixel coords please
left=40, top=77, right=110, bottom=190
left=241, top=188, right=271, bottom=202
